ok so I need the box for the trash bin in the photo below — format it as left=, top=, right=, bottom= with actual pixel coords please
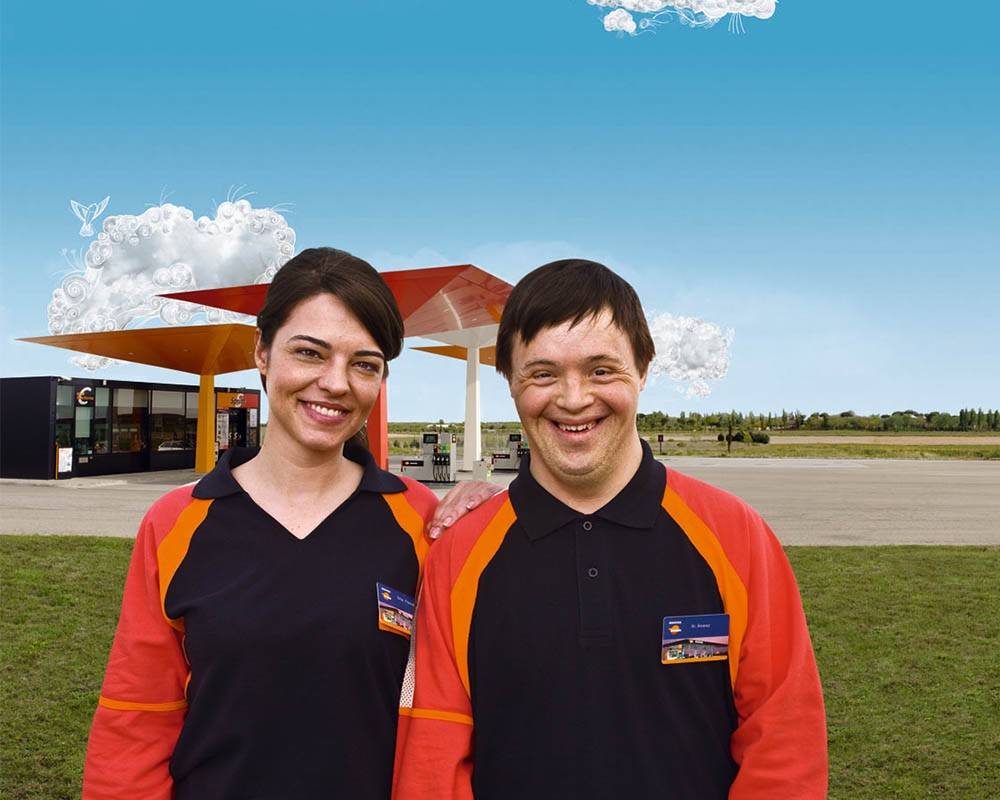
left=473, top=458, right=493, bottom=482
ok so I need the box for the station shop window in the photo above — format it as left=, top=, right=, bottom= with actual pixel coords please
left=112, top=388, right=148, bottom=453
left=93, top=388, right=111, bottom=454
left=151, top=390, right=190, bottom=451
left=186, top=392, right=199, bottom=446
left=55, top=385, right=74, bottom=447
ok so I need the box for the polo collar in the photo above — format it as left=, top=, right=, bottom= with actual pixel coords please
left=508, top=438, right=666, bottom=542
left=192, top=443, right=406, bottom=500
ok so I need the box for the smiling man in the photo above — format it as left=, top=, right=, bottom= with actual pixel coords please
left=393, top=260, right=828, bottom=800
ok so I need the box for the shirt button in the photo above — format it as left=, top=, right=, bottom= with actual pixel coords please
left=587, top=567, right=599, bottom=578
left=582, top=521, right=593, bottom=532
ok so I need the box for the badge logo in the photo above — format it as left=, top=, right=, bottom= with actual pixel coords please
left=661, top=613, right=729, bottom=665
left=376, top=582, right=415, bottom=638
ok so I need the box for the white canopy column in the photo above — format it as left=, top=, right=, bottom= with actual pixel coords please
left=464, top=343, right=481, bottom=471
left=421, top=323, right=499, bottom=473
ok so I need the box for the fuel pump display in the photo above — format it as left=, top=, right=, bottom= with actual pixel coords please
left=490, top=432, right=529, bottom=471
left=399, top=432, right=458, bottom=483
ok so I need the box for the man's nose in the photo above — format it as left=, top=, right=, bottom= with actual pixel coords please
left=555, top=376, right=592, bottom=411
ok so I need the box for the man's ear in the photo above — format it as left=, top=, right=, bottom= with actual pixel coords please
left=639, top=370, right=649, bottom=391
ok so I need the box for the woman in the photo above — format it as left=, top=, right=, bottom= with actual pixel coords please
left=83, top=248, right=497, bottom=800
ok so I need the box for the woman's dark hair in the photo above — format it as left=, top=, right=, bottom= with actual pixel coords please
left=257, top=247, right=404, bottom=448
left=494, top=259, right=655, bottom=379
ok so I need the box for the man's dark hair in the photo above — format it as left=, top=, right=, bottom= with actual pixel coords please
left=494, top=259, right=655, bottom=379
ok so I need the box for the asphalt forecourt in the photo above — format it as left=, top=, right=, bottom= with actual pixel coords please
left=2, top=537, right=996, bottom=800
left=3, top=457, right=998, bottom=544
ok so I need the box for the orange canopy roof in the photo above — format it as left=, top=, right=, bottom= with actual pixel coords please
left=412, top=345, right=496, bottom=367
left=161, top=264, right=512, bottom=338
left=19, top=324, right=257, bottom=376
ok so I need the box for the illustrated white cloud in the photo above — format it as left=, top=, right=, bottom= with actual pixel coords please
left=587, top=0, right=776, bottom=36
left=604, top=9, right=638, bottom=33
left=47, top=196, right=296, bottom=371
left=647, top=312, right=734, bottom=398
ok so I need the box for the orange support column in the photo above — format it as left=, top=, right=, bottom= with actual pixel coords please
left=367, top=381, right=389, bottom=470
left=195, top=374, right=217, bottom=473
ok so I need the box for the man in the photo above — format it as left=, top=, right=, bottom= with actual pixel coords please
left=393, top=260, right=827, bottom=799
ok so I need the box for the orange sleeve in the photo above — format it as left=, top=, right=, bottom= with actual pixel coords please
left=383, top=477, right=439, bottom=581
left=392, top=527, right=475, bottom=800
left=82, top=491, right=196, bottom=800
left=728, top=509, right=828, bottom=799
left=667, top=472, right=828, bottom=799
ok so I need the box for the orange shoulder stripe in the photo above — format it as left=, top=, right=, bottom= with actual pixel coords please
left=98, top=695, right=188, bottom=712
left=156, top=498, right=213, bottom=632
left=661, top=484, right=749, bottom=689
left=382, top=492, right=431, bottom=580
left=399, top=706, right=474, bottom=726
left=450, top=499, right=517, bottom=697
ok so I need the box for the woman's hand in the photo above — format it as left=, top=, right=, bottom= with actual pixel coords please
left=428, top=480, right=504, bottom=539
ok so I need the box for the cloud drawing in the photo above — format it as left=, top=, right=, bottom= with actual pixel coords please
left=47, top=193, right=296, bottom=370
left=587, top=0, right=776, bottom=36
left=647, top=312, right=734, bottom=398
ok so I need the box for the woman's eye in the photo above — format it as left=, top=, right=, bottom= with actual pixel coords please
left=296, top=348, right=321, bottom=359
left=355, top=361, right=380, bottom=373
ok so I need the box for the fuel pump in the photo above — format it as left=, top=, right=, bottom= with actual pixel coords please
left=490, top=432, right=529, bottom=471
left=399, top=432, right=458, bottom=483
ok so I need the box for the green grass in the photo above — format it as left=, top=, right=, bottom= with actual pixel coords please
left=645, top=438, right=1000, bottom=460
left=2, top=538, right=998, bottom=799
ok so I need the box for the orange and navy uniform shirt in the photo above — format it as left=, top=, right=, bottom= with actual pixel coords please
left=83, top=444, right=436, bottom=800
left=393, top=440, right=828, bottom=800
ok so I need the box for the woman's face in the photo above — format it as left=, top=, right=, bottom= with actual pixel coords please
left=255, top=292, right=386, bottom=455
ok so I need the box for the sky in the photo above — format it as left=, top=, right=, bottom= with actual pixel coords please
left=2, top=1, right=998, bottom=422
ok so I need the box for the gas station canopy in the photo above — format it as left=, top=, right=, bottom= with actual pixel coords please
left=161, top=264, right=511, bottom=338
left=19, top=324, right=258, bottom=376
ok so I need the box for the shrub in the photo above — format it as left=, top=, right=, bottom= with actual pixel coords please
left=717, top=433, right=725, bottom=442
left=751, top=431, right=770, bottom=444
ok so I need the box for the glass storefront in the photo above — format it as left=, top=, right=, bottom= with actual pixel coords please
left=151, top=390, right=190, bottom=452
left=112, top=388, right=148, bottom=453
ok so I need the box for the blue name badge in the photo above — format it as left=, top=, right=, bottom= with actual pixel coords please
left=376, top=582, right=415, bottom=638
left=661, top=613, right=730, bottom=665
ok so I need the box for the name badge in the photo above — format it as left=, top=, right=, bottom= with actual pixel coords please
left=376, top=582, right=415, bottom=638
left=661, top=613, right=729, bottom=665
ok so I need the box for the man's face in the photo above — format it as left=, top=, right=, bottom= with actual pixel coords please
left=509, top=308, right=646, bottom=493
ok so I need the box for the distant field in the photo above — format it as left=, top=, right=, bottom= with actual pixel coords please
left=647, top=432, right=1000, bottom=445
left=644, top=438, right=1000, bottom=460
left=2, top=537, right=997, bottom=800
left=386, top=429, right=1000, bottom=459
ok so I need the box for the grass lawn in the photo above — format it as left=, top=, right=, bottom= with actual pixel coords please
left=2, top=537, right=998, bottom=799
left=645, top=438, right=1000, bottom=460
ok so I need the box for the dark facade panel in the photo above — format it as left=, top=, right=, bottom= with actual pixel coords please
left=1, top=377, right=56, bottom=479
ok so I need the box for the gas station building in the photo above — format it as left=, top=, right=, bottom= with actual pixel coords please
left=0, top=375, right=261, bottom=480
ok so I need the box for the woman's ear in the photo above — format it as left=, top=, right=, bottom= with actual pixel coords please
left=254, top=330, right=268, bottom=376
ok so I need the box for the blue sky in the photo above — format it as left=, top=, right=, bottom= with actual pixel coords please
left=2, top=2, right=997, bottom=421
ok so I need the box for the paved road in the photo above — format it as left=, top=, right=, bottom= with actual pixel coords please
left=1, top=458, right=997, bottom=545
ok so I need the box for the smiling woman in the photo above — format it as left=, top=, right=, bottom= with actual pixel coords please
left=81, top=247, right=498, bottom=800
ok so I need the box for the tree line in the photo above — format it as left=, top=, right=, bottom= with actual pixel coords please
left=636, top=408, right=1000, bottom=433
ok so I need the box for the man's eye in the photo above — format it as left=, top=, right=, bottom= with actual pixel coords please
left=532, top=372, right=553, bottom=380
